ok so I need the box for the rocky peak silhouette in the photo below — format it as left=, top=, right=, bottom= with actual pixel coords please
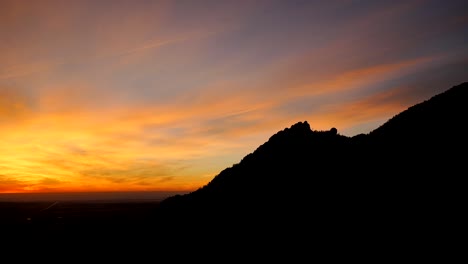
left=158, top=82, right=467, bottom=239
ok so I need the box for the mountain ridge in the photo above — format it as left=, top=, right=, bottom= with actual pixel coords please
left=159, top=82, right=467, bottom=223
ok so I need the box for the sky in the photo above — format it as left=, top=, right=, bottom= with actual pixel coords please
left=1, top=0, right=467, bottom=193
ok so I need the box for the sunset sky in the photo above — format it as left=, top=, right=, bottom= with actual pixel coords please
left=1, top=0, right=467, bottom=193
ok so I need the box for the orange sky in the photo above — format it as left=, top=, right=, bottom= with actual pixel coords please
left=1, top=0, right=467, bottom=193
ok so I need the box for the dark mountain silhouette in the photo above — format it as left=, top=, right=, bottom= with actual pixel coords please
left=6, top=82, right=465, bottom=252
left=157, top=82, right=467, bottom=240
left=6, top=83, right=466, bottom=256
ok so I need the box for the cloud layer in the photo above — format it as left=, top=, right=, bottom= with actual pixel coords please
left=1, top=0, right=467, bottom=192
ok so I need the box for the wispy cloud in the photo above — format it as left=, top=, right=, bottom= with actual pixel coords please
left=0, top=61, right=60, bottom=80
left=121, top=29, right=226, bottom=56
left=1, top=0, right=467, bottom=192
left=0, top=86, right=37, bottom=125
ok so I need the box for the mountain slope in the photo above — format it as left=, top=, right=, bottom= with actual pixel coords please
left=157, top=82, right=467, bottom=236
left=369, top=81, right=467, bottom=143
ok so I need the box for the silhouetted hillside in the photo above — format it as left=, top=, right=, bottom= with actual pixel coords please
left=158, top=82, right=467, bottom=237
left=160, top=122, right=351, bottom=213
left=6, top=83, right=466, bottom=253
left=369, top=82, right=467, bottom=142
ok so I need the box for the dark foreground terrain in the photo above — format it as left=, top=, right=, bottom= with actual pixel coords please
left=0, top=200, right=161, bottom=234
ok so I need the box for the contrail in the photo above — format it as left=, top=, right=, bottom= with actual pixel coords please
left=40, top=201, right=59, bottom=211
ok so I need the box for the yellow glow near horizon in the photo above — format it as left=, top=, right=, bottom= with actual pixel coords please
left=1, top=0, right=467, bottom=193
